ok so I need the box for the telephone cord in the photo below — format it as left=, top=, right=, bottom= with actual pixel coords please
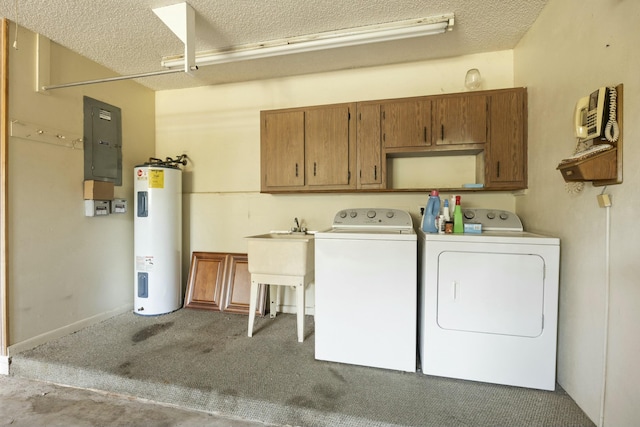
left=604, top=87, right=619, bottom=143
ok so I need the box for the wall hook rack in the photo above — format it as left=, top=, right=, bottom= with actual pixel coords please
left=10, top=119, right=83, bottom=149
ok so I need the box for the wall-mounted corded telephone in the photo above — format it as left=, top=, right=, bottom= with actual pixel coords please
left=574, top=86, right=619, bottom=142
left=559, top=84, right=623, bottom=189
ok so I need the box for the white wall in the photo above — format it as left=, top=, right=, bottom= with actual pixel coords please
left=7, top=25, right=155, bottom=349
left=156, top=51, right=517, bottom=311
left=514, top=0, right=640, bottom=425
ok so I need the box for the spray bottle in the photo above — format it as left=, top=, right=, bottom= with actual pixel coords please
left=453, top=195, right=464, bottom=234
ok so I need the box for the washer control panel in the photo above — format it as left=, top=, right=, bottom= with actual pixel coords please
left=332, top=208, right=413, bottom=229
left=462, top=208, right=523, bottom=232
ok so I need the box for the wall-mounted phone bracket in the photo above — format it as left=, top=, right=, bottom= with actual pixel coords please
left=557, top=83, right=623, bottom=186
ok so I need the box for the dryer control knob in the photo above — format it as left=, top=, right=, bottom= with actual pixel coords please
left=499, top=212, right=509, bottom=220
left=339, top=211, right=347, bottom=219
left=487, top=212, right=496, bottom=219
left=464, top=210, right=475, bottom=220
left=386, top=211, right=395, bottom=218
left=350, top=211, right=358, bottom=218
left=367, top=210, right=376, bottom=218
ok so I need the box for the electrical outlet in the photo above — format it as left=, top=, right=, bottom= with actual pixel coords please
left=597, top=194, right=612, bottom=208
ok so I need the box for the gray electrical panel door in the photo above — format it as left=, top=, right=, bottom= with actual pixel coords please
left=83, top=96, right=122, bottom=185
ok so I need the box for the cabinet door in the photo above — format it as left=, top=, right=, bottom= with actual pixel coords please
left=357, top=103, right=383, bottom=188
left=222, top=254, right=266, bottom=315
left=486, top=89, right=527, bottom=188
left=381, top=99, right=431, bottom=148
left=183, top=252, right=227, bottom=311
left=305, top=105, right=353, bottom=188
left=432, top=94, right=487, bottom=145
left=261, top=110, right=305, bottom=189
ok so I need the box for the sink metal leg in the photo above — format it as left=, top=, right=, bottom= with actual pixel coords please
left=269, top=285, right=278, bottom=319
left=296, top=282, right=305, bottom=342
left=247, top=280, right=259, bottom=337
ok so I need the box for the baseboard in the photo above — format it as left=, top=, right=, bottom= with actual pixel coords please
left=0, top=355, right=9, bottom=375
left=7, top=303, right=133, bottom=358
left=279, top=304, right=315, bottom=316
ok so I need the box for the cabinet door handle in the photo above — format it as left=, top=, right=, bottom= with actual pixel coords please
left=295, top=163, right=298, bottom=177
left=496, top=161, right=501, bottom=178
left=424, top=127, right=427, bottom=143
left=441, top=124, right=444, bottom=141
left=314, top=162, right=317, bottom=176
left=374, top=165, right=377, bottom=180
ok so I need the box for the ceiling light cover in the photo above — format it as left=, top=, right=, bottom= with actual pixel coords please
left=161, top=14, right=455, bottom=69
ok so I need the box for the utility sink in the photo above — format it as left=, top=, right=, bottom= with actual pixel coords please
left=246, top=233, right=314, bottom=277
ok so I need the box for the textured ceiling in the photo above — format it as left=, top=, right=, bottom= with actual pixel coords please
left=0, top=0, right=548, bottom=91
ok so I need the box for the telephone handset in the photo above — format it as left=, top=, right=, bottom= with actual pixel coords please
left=574, top=86, right=619, bottom=142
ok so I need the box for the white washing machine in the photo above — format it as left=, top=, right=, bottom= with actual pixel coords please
left=315, top=208, right=417, bottom=372
left=418, top=209, right=560, bottom=390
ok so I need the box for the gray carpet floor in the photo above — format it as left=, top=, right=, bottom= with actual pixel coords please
left=10, top=309, right=595, bottom=427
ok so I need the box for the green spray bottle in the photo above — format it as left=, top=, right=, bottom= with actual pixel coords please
left=453, top=195, right=464, bottom=234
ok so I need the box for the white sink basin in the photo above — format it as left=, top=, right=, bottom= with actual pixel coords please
left=246, top=233, right=314, bottom=277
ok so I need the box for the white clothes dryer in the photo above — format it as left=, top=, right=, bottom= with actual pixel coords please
left=315, top=208, right=417, bottom=372
left=418, top=209, right=560, bottom=390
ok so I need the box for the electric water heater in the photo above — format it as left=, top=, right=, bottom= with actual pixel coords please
left=133, top=160, right=183, bottom=315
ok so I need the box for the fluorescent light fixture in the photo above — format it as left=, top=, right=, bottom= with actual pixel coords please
left=161, top=14, right=454, bottom=69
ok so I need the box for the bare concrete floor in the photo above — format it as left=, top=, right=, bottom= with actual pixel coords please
left=0, top=375, right=276, bottom=427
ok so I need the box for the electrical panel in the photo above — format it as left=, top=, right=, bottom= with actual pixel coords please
left=83, top=96, right=122, bottom=185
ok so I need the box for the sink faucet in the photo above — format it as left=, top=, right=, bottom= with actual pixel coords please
left=292, top=217, right=307, bottom=233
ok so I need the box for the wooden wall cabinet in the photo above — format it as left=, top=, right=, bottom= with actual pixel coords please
left=261, top=110, right=305, bottom=189
left=261, top=88, right=528, bottom=193
left=305, top=104, right=355, bottom=189
left=432, top=93, right=488, bottom=146
left=381, top=99, right=432, bottom=149
left=261, top=103, right=356, bottom=192
left=356, top=102, right=383, bottom=189
left=485, top=88, right=527, bottom=188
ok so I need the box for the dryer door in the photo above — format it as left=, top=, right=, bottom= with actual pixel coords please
left=436, top=251, right=545, bottom=337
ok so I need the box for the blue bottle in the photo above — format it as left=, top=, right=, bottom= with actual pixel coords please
left=422, top=190, right=441, bottom=233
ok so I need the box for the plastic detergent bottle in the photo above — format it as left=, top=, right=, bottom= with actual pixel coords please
left=422, top=190, right=441, bottom=233
left=453, top=195, right=464, bottom=234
